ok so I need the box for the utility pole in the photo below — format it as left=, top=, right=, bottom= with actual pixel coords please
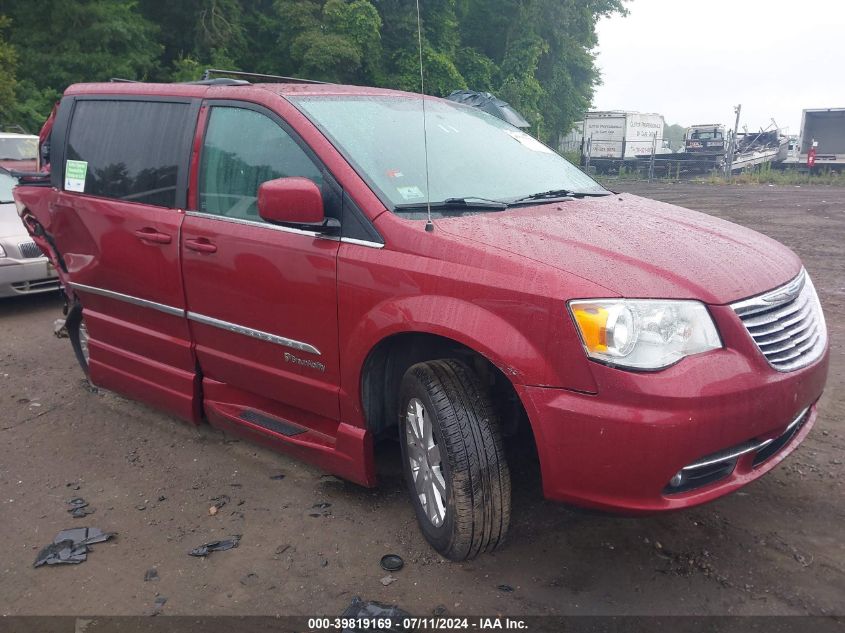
left=726, top=104, right=741, bottom=177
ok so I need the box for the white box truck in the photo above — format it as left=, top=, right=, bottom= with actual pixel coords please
left=795, top=108, right=845, bottom=168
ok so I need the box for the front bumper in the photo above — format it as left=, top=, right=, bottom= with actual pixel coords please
left=0, top=258, right=60, bottom=297
left=520, top=305, right=829, bottom=513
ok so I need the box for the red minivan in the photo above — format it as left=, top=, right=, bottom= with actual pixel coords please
left=14, top=79, right=829, bottom=560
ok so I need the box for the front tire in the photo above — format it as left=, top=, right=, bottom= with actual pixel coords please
left=398, top=359, right=511, bottom=560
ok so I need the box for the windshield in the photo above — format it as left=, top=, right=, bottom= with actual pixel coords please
left=0, top=171, right=17, bottom=203
left=292, top=96, right=607, bottom=212
left=0, top=137, right=38, bottom=160
left=690, top=129, right=722, bottom=141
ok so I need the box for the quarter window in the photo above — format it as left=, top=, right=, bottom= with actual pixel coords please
left=199, top=106, right=323, bottom=221
left=65, top=100, right=194, bottom=207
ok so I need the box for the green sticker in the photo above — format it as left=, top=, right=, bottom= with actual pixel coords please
left=65, top=160, right=88, bottom=192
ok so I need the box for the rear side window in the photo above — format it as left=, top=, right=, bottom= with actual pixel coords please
left=199, top=106, right=322, bottom=221
left=65, top=100, right=194, bottom=208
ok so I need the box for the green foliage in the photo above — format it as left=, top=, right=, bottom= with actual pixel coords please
left=664, top=123, right=686, bottom=151
left=701, top=163, right=845, bottom=186
left=2, top=0, right=161, bottom=131
left=276, top=0, right=383, bottom=83
left=0, top=15, right=17, bottom=128
left=0, top=0, right=627, bottom=142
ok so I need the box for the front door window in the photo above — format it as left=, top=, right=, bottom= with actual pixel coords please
left=199, top=106, right=323, bottom=222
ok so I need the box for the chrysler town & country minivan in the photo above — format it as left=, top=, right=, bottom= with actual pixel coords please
left=14, top=79, right=829, bottom=560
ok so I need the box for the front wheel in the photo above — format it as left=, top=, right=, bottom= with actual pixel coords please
left=398, top=359, right=511, bottom=560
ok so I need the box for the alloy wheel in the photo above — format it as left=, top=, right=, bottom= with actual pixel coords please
left=405, top=397, right=447, bottom=527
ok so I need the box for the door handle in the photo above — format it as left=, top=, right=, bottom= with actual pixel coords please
left=184, top=238, right=217, bottom=254
left=134, top=228, right=172, bottom=244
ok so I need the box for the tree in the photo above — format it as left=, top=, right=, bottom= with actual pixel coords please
left=273, top=0, right=383, bottom=84
left=1, top=0, right=161, bottom=131
left=0, top=15, right=17, bottom=129
left=0, top=0, right=627, bottom=142
left=664, top=123, right=687, bottom=151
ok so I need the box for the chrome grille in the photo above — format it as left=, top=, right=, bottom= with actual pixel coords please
left=731, top=269, right=827, bottom=372
left=18, top=241, right=43, bottom=259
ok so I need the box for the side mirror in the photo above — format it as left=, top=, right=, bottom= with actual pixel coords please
left=258, top=177, right=324, bottom=225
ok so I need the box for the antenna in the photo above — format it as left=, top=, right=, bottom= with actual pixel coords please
left=415, top=0, right=434, bottom=232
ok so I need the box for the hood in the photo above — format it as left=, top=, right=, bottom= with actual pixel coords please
left=0, top=202, right=28, bottom=239
left=436, top=193, right=801, bottom=304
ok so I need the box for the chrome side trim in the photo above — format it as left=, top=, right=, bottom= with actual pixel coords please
left=186, top=311, right=321, bottom=356
left=185, top=211, right=386, bottom=248
left=68, top=282, right=185, bottom=317
left=185, top=210, right=330, bottom=239
left=340, top=237, right=385, bottom=249
left=68, top=282, right=321, bottom=355
left=681, top=406, right=809, bottom=472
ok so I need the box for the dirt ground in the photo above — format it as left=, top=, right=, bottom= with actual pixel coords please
left=0, top=182, right=843, bottom=617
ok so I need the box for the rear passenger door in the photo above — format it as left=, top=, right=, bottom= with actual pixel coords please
left=52, top=97, right=200, bottom=422
left=181, top=102, right=342, bottom=433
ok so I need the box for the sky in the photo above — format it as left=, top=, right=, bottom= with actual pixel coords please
left=592, top=0, right=845, bottom=135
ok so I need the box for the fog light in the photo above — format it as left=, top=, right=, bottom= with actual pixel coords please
left=669, top=470, right=684, bottom=488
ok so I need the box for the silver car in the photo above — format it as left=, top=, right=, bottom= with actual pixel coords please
left=0, top=169, right=60, bottom=297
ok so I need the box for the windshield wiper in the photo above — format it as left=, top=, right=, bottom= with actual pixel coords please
left=510, top=188, right=611, bottom=204
left=394, top=197, right=509, bottom=213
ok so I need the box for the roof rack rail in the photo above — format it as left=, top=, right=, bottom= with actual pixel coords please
left=109, top=78, right=141, bottom=83
left=187, top=78, right=250, bottom=86
left=202, top=69, right=329, bottom=85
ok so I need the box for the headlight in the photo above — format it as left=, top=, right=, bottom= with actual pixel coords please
left=569, top=299, right=722, bottom=370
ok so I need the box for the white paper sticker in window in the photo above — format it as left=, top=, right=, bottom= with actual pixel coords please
left=505, top=130, right=553, bottom=154
left=65, top=160, right=88, bottom=192
left=397, top=186, right=425, bottom=200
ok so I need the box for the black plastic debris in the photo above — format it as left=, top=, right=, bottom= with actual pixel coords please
left=33, top=540, right=85, bottom=567
left=144, top=568, right=159, bottom=582
left=33, top=527, right=116, bottom=568
left=269, top=473, right=286, bottom=480
left=189, top=535, right=241, bottom=557
left=67, top=497, right=95, bottom=518
left=380, top=554, right=404, bottom=572
left=209, top=494, right=230, bottom=515
left=497, top=584, right=514, bottom=593
left=152, top=595, right=167, bottom=615
left=309, top=501, right=332, bottom=518
left=446, top=90, right=531, bottom=128
left=274, top=544, right=291, bottom=558
left=341, top=597, right=410, bottom=632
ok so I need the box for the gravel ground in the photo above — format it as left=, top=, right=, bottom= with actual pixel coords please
left=0, top=182, right=842, bottom=617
